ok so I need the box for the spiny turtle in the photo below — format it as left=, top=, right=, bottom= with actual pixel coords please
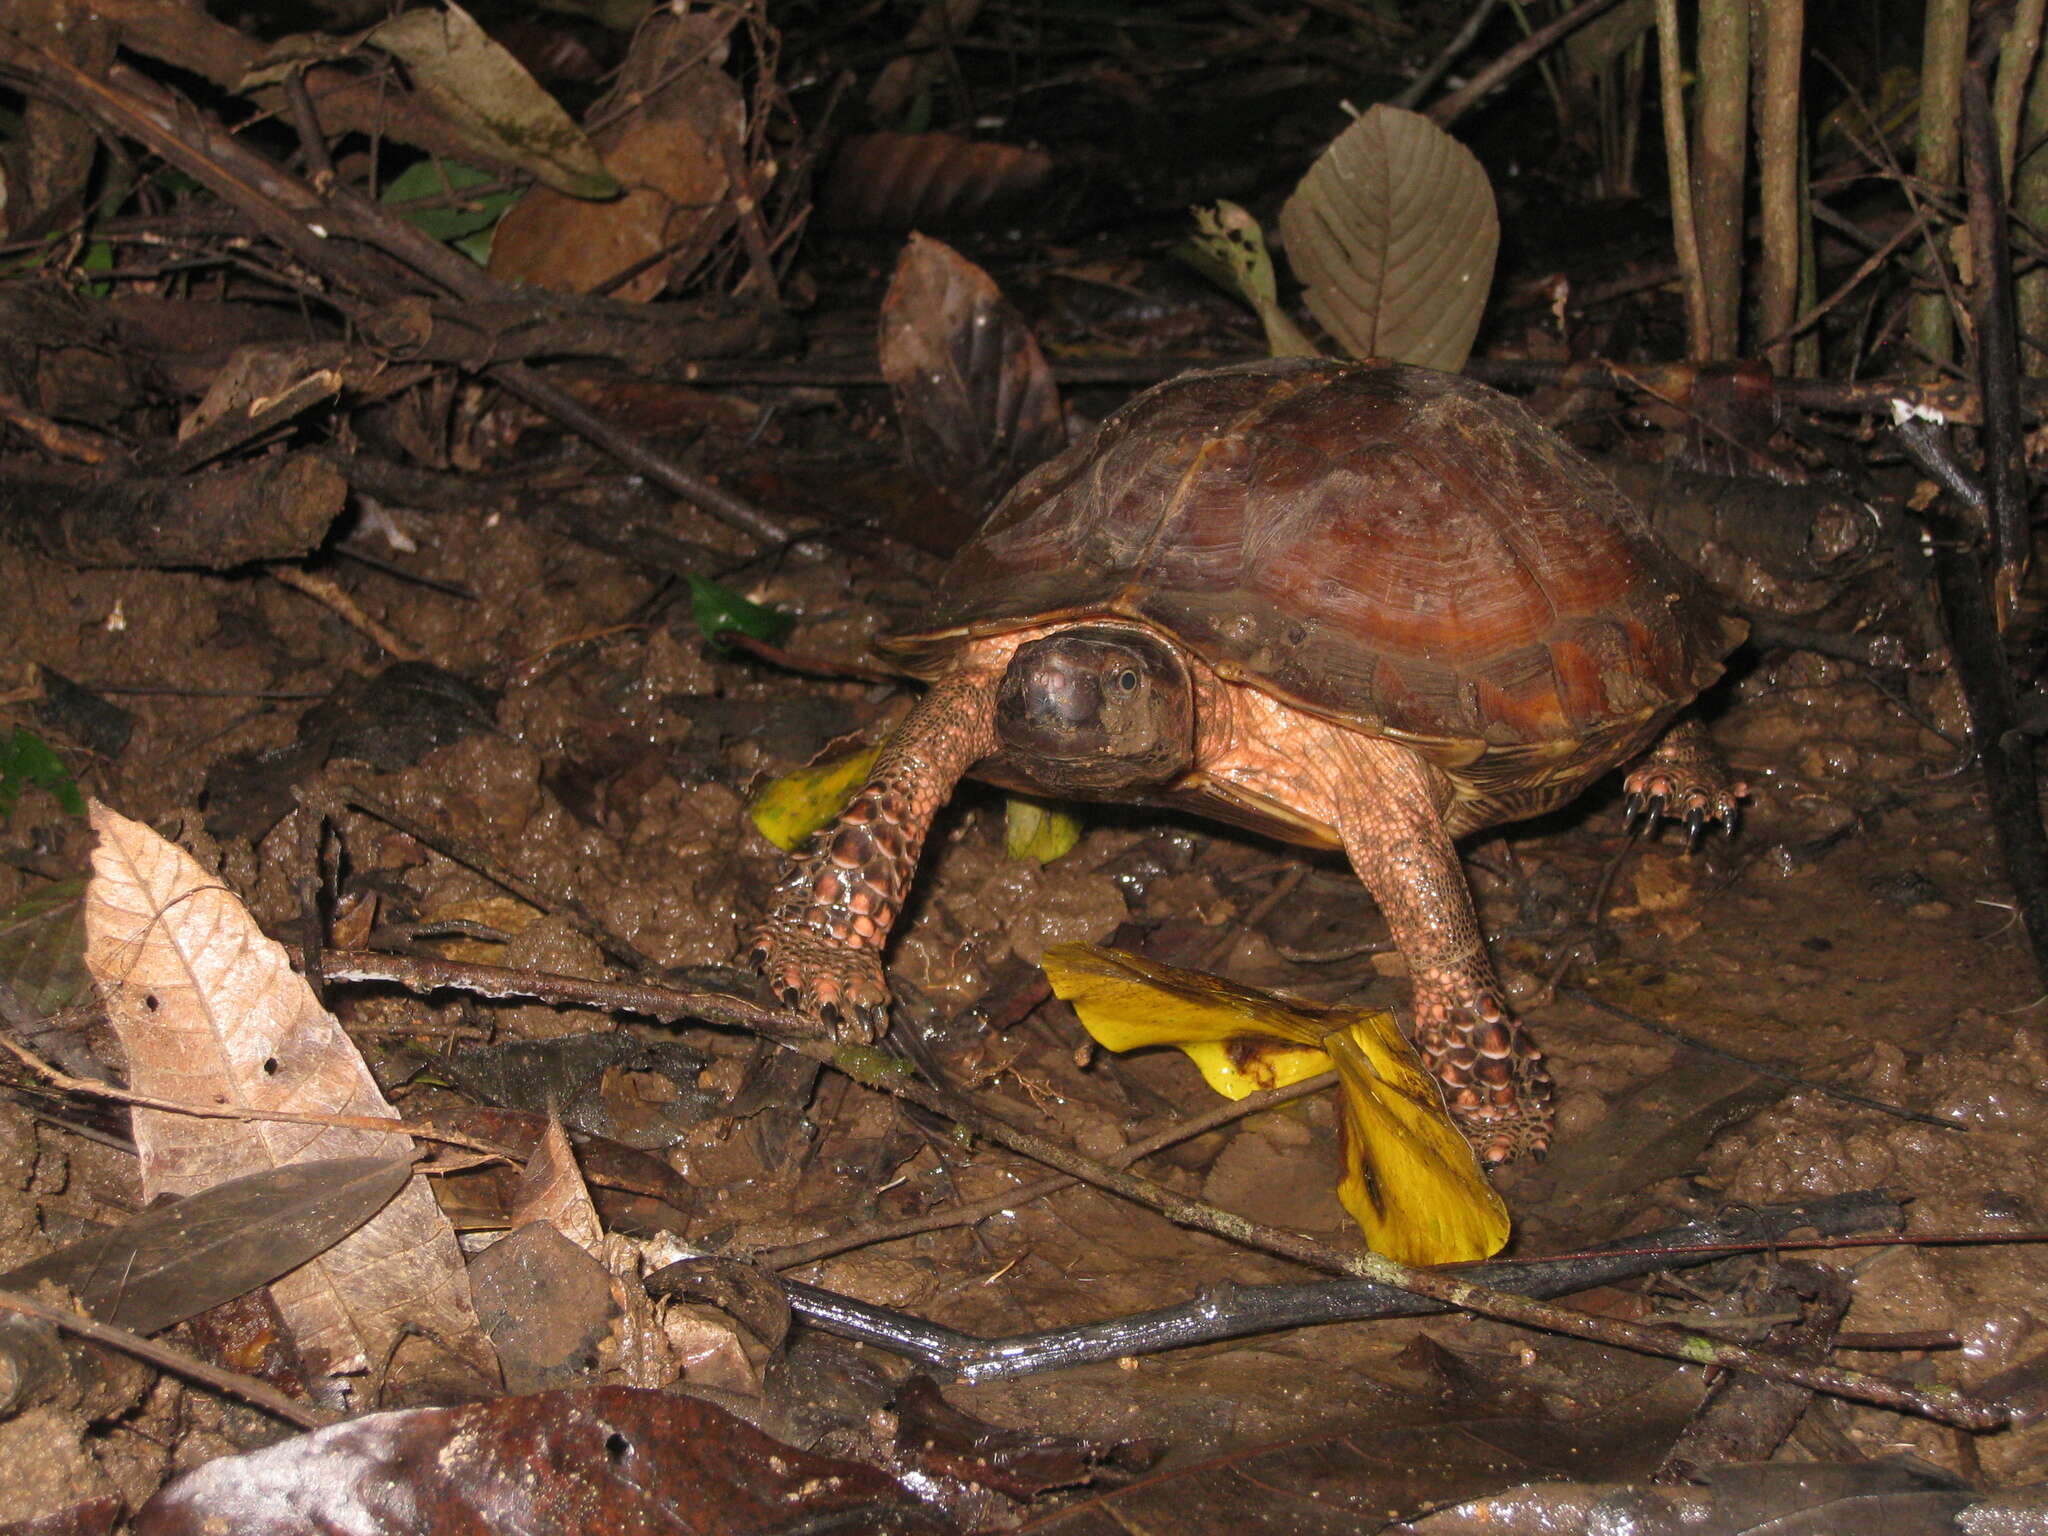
left=751, top=357, right=1746, bottom=1160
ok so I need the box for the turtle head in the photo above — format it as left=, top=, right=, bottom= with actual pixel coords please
left=993, top=624, right=1194, bottom=792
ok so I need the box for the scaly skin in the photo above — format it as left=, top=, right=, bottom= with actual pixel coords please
left=1196, top=687, right=1553, bottom=1163
left=750, top=659, right=1005, bottom=1037
left=752, top=634, right=1734, bottom=1164
left=1623, top=715, right=1744, bottom=846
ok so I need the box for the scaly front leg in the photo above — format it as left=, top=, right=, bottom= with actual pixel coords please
left=751, top=666, right=1000, bottom=1039
left=1328, top=733, right=1553, bottom=1165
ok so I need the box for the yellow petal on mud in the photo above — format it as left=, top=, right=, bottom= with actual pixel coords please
left=1005, top=796, right=1084, bottom=864
left=748, top=746, right=883, bottom=851
left=1041, top=942, right=1509, bottom=1265
left=1322, top=1028, right=1510, bottom=1265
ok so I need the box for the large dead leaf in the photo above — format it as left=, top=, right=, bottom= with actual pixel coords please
left=0, top=1156, right=412, bottom=1337
left=1277, top=104, right=1498, bottom=371
left=489, top=13, right=743, bottom=298
left=82, top=803, right=488, bottom=1390
left=878, top=233, right=1066, bottom=515
left=133, top=1386, right=954, bottom=1535
left=368, top=3, right=617, bottom=201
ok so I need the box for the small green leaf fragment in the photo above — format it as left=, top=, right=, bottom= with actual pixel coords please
left=687, top=573, right=795, bottom=649
left=381, top=158, right=520, bottom=247
left=1182, top=202, right=1321, bottom=359
left=1005, top=796, right=1083, bottom=864
left=0, top=729, right=84, bottom=820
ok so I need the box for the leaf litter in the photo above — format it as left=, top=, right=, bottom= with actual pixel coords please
left=4, top=4, right=2048, bottom=1528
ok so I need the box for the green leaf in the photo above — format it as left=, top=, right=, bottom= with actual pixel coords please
left=1181, top=202, right=1321, bottom=359
left=0, top=729, right=84, bottom=820
left=1005, top=796, right=1083, bottom=863
left=686, top=573, right=795, bottom=648
left=381, top=158, right=520, bottom=250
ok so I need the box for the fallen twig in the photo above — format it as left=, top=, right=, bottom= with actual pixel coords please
left=0, top=1289, right=335, bottom=1430
left=319, top=948, right=2014, bottom=1429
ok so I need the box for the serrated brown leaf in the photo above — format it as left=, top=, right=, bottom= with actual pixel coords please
left=1277, top=103, right=1498, bottom=372
left=133, top=1386, right=956, bottom=1535
left=879, top=233, right=1066, bottom=518
left=82, top=803, right=488, bottom=1391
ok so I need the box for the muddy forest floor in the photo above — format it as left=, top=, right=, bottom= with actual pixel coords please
left=7, top=277, right=2048, bottom=1519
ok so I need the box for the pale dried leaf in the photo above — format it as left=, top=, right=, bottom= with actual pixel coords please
left=369, top=2, right=617, bottom=201
left=82, top=803, right=487, bottom=1389
left=1277, top=104, right=1499, bottom=371
left=510, top=1115, right=603, bottom=1254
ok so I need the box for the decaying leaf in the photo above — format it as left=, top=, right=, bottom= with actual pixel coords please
left=1005, top=796, right=1083, bottom=864
left=82, top=803, right=489, bottom=1391
left=0, top=877, right=87, bottom=1024
left=510, top=1115, right=603, bottom=1254
left=879, top=233, right=1068, bottom=515
left=1182, top=202, right=1321, bottom=359
left=1041, top=943, right=1509, bottom=1265
left=819, top=132, right=1055, bottom=231
left=749, top=745, right=883, bottom=851
left=0, top=1157, right=414, bottom=1337
left=489, top=12, right=744, bottom=298
left=1277, top=103, right=1499, bottom=371
left=368, top=2, right=618, bottom=201
left=133, top=1386, right=951, bottom=1536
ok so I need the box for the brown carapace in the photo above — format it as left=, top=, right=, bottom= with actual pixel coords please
left=753, top=357, right=1745, bottom=1162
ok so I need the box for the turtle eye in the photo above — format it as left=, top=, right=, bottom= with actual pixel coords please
left=1114, top=668, right=1141, bottom=694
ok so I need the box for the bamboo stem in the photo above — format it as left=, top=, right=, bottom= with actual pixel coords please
left=1755, top=0, right=1806, bottom=374
left=1653, top=0, right=1713, bottom=357
left=1692, top=0, right=1750, bottom=358
left=1912, top=0, right=1971, bottom=366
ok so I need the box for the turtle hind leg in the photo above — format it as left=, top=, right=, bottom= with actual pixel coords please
left=1325, top=732, right=1555, bottom=1164
left=1623, top=715, right=1745, bottom=848
left=750, top=667, right=1000, bottom=1038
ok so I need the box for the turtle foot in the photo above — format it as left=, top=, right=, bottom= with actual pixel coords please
left=749, top=909, right=891, bottom=1042
left=1623, top=724, right=1744, bottom=850
left=1413, top=990, right=1553, bottom=1165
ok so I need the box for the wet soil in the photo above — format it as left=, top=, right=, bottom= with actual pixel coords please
left=3, top=418, right=2046, bottom=1508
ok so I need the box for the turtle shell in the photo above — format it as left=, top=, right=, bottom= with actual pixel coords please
left=881, top=357, right=1743, bottom=817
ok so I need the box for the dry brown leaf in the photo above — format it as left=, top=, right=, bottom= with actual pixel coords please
left=509, top=1114, right=603, bottom=1254
left=82, top=802, right=488, bottom=1392
left=1277, top=103, right=1498, bottom=371
left=878, top=233, right=1066, bottom=514
left=489, top=13, right=742, bottom=298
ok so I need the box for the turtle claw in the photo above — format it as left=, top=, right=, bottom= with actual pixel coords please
left=750, top=911, right=893, bottom=1042
left=1684, top=808, right=1705, bottom=851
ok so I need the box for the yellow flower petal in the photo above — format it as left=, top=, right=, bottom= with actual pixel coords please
left=1042, top=942, right=1509, bottom=1264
